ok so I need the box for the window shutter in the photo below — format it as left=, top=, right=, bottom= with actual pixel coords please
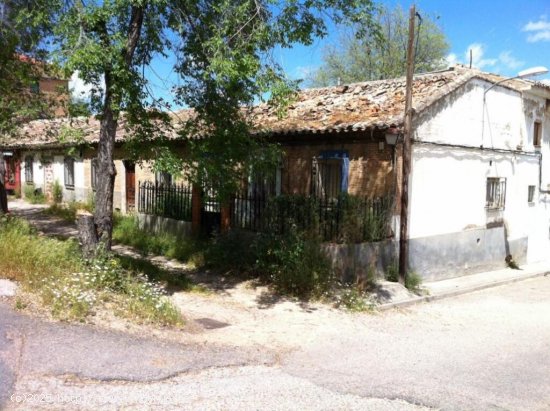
left=341, top=156, right=349, bottom=193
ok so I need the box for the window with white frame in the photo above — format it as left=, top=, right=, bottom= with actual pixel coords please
left=312, top=151, right=349, bottom=199
left=486, top=177, right=506, bottom=210
left=64, top=157, right=75, bottom=189
left=24, top=156, right=33, bottom=184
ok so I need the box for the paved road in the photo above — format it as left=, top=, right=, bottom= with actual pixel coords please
left=0, top=301, right=424, bottom=411
left=2, top=276, right=549, bottom=410
left=283, top=276, right=550, bottom=411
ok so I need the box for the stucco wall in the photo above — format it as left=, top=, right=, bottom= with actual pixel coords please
left=408, top=80, right=550, bottom=277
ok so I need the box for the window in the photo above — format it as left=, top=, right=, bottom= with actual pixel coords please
left=155, top=171, right=172, bottom=186
left=534, top=121, right=542, bottom=148
left=64, top=157, right=75, bottom=189
left=486, top=177, right=506, bottom=210
left=312, top=151, right=349, bottom=199
left=91, top=159, right=99, bottom=191
left=528, top=185, right=536, bottom=203
left=24, top=156, right=33, bottom=184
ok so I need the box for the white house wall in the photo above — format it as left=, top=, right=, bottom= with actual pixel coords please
left=409, top=79, right=550, bottom=280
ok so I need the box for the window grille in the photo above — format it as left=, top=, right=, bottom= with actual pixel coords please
left=64, top=157, right=75, bottom=189
left=486, top=177, right=506, bottom=210
left=24, top=156, right=33, bottom=183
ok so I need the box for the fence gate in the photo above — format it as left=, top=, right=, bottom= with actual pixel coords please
left=200, top=184, right=221, bottom=235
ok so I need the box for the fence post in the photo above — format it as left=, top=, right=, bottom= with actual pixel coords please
left=220, top=199, right=231, bottom=233
left=191, top=184, right=202, bottom=236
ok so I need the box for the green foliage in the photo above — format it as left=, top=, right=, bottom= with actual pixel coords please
left=44, top=200, right=94, bottom=222
left=310, top=4, right=449, bottom=86
left=205, top=227, right=333, bottom=299
left=24, top=184, right=45, bottom=204
left=405, top=271, right=423, bottom=293
left=334, top=286, right=374, bottom=312
left=15, top=0, right=380, bottom=250
left=68, top=96, right=92, bottom=117
left=0, top=216, right=183, bottom=326
left=112, top=214, right=203, bottom=263
left=52, top=180, right=63, bottom=204
left=385, top=261, right=399, bottom=282
left=260, top=194, right=393, bottom=243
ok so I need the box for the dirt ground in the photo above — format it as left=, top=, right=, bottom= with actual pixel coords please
left=5, top=199, right=383, bottom=353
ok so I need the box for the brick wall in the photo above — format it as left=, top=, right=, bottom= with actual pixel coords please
left=281, top=136, right=396, bottom=198
left=39, top=78, right=68, bottom=117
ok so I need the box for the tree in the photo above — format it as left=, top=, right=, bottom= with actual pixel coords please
left=36, top=0, right=380, bottom=253
left=310, top=5, right=449, bottom=86
left=0, top=0, right=54, bottom=213
left=0, top=1, right=56, bottom=134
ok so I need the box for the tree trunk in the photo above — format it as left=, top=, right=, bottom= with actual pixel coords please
left=76, top=5, right=145, bottom=254
left=77, top=210, right=98, bottom=258
left=93, top=94, right=118, bottom=251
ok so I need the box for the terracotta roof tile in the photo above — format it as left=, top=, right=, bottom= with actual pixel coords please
left=2, top=65, right=548, bottom=149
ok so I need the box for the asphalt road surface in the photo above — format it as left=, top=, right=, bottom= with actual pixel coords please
left=1, top=276, right=550, bottom=410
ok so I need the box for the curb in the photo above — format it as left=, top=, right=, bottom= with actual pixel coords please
left=377, top=270, right=550, bottom=311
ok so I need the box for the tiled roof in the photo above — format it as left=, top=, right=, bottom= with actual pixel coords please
left=1, top=65, right=548, bottom=149
left=248, top=66, right=475, bottom=135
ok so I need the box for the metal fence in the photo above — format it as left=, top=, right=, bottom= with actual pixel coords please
left=138, top=181, right=192, bottom=222
left=231, top=193, right=394, bottom=243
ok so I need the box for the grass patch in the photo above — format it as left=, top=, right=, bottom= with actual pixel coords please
left=116, top=255, right=208, bottom=293
left=385, top=262, right=399, bottom=282
left=44, top=200, right=95, bottom=222
left=0, top=215, right=183, bottom=326
left=405, top=271, right=423, bottom=293
left=205, top=228, right=334, bottom=299
left=112, top=214, right=204, bottom=264
left=334, top=286, right=375, bottom=312
left=23, top=184, right=45, bottom=204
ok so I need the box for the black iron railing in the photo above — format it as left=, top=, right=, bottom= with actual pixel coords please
left=231, top=193, right=394, bottom=243
left=138, top=181, right=192, bottom=222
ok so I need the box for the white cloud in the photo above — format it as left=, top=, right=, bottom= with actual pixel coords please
left=446, top=53, right=458, bottom=66
left=522, top=17, right=550, bottom=42
left=69, top=71, right=104, bottom=101
left=498, top=51, right=524, bottom=70
left=446, top=44, right=524, bottom=72
left=467, top=43, right=497, bottom=69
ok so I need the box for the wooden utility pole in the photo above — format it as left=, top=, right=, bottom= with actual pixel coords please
left=399, top=4, right=416, bottom=284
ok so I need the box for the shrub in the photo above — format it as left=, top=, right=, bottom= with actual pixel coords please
left=23, top=184, right=45, bottom=204
left=334, top=286, right=374, bottom=312
left=0, top=216, right=183, bottom=326
left=205, top=227, right=333, bottom=299
left=52, top=180, right=63, bottom=204
left=405, top=271, right=423, bottom=293
left=385, top=261, right=399, bottom=282
left=112, top=213, right=203, bottom=263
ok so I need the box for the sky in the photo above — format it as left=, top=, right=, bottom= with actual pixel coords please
left=70, top=0, right=550, bottom=106
left=278, top=0, right=550, bottom=83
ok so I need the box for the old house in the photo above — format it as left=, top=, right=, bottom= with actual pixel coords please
left=1, top=56, right=69, bottom=195
left=1, top=65, right=549, bottom=281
